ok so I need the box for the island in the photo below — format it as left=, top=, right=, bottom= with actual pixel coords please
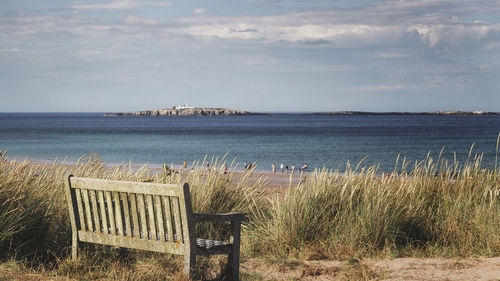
left=106, top=106, right=500, bottom=117
left=105, top=105, right=257, bottom=116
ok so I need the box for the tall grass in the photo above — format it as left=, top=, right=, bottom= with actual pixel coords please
left=247, top=153, right=500, bottom=259
left=0, top=151, right=264, bottom=278
left=0, top=148, right=499, bottom=279
left=183, top=155, right=268, bottom=240
left=0, top=152, right=68, bottom=264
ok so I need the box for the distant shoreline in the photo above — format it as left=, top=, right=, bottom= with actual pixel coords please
left=311, top=110, right=500, bottom=115
left=105, top=108, right=500, bottom=116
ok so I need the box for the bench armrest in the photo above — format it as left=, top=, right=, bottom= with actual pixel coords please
left=193, top=213, right=247, bottom=223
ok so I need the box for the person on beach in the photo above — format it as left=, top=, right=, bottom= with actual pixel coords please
left=299, top=163, right=308, bottom=175
left=302, top=163, right=308, bottom=172
left=280, top=163, right=284, bottom=173
left=272, top=163, right=276, bottom=174
left=223, top=163, right=228, bottom=174
left=206, top=163, right=210, bottom=172
left=286, top=165, right=289, bottom=174
left=291, top=165, right=295, bottom=175
left=183, top=161, right=187, bottom=169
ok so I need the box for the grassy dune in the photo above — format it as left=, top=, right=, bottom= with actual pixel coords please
left=0, top=149, right=499, bottom=280
left=249, top=155, right=500, bottom=260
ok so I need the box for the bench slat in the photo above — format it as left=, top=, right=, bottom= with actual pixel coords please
left=78, top=231, right=186, bottom=255
left=162, top=196, right=174, bottom=242
left=129, top=194, right=140, bottom=238
left=154, top=195, right=165, bottom=242
left=105, top=191, right=116, bottom=235
left=146, top=195, right=157, bottom=240
left=137, top=194, right=148, bottom=239
left=98, top=191, right=108, bottom=234
left=70, top=177, right=182, bottom=197
left=90, top=190, right=101, bottom=233
left=75, top=188, right=86, bottom=231
left=171, top=197, right=183, bottom=243
left=82, top=189, right=94, bottom=232
left=113, top=192, right=124, bottom=236
left=120, top=193, right=132, bottom=237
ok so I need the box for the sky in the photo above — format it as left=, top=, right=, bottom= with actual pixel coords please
left=1, top=0, right=500, bottom=113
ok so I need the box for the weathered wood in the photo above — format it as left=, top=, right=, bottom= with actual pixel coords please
left=193, top=213, right=247, bottom=223
left=120, top=193, right=132, bottom=237
left=97, top=191, right=108, bottom=235
left=129, top=194, right=140, bottom=238
left=184, top=251, right=196, bottom=279
left=196, top=246, right=233, bottom=256
left=180, top=183, right=196, bottom=278
left=105, top=191, right=116, bottom=235
left=146, top=195, right=157, bottom=240
left=81, top=189, right=94, bottom=232
left=171, top=197, right=183, bottom=243
left=162, top=196, right=174, bottom=242
left=180, top=184, right=194, bottom=245
left=64, top=175, right=79, bottom=261
left=137, top=194, right=148, bottom=239
left=78, top=231, right=186, bottom=255
left=74, top=188, right=86, bottom=231
left=154, top=195, right=166, bottom=242
left=70, top=177, right=182, bottom=197
left=89, top=190, right=101, bottom=233
left=228, top=220, right=242, bottom=281
left=65, top=177, right=245, bottom=281
left=113, top=192, right=124, bottom=236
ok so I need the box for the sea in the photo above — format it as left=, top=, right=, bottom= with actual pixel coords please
left=1, top=113, right=500, bottom=173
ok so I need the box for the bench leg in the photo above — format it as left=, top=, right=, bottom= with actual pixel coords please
left=71, top=233, right=78, bottom=261
left=184, top=251, right=196, bottom=279
left=228, top=221, right=241, bottom=281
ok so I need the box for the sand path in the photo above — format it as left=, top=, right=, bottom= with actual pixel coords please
left=242, top=257, right=500, bottom=280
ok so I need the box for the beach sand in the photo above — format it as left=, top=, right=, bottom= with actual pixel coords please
left=242, top=257, right=500, bottom=280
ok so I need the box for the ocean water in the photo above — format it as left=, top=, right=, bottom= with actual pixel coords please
left=1, top=113, right=500, bottom=172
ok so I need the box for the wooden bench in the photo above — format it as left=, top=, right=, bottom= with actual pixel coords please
left=64, top=175, right=246, bottom=280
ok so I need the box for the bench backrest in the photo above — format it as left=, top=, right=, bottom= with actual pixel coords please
left=65, top=176, right=195, bottom=255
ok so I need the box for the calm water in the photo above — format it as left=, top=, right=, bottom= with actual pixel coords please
left=1, top=113, right=500, bottom=172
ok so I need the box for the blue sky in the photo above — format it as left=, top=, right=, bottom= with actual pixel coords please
left=1, top=0, right=500, bottom=112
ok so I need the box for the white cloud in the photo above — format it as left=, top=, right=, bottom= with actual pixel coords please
left=3, top=0, right=500, bottom=54
left=407, top=23, right=500, bottom=48
left=0, top=48, right=20, bottom=52
left=355, top=84, right=411, bottom=92
left=153, top=0, right=500, bottom=50
left=373, top=53, right=408, bottom=59
left=193, top=8, right=205, bottom=15
left=71, top=0, right=171, bottom=11
left=124, top=15, right=161, bottom=26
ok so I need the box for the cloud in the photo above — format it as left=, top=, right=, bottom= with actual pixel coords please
left=406, top=23, right=500, bottom=48
left=152, top=0, right=500, bottom=51
left=373, top=52, right=408, bottom=59
left=193, top=8, right=205, bottom=15
left=124, top=15, right=161, bottom=26
left=4, top=0, right=500, bottom=55
left=356, top=84, right=411, bottom=92
left=0, top=48, right=20, bottom=52
left=70, top=0, right=171, bottom=11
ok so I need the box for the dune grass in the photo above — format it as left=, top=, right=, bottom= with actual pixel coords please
left=247, top=153, right=500, bottom=260
left=0, top=147, right=499, bottom=280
